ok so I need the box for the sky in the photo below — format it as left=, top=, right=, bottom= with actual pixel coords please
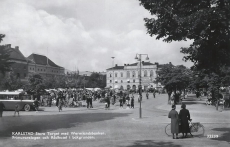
left=0, top=0, right=193, bottom=72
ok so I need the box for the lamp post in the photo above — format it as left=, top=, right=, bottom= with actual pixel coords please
left=135, top=54, right=149, bottom=118
left=111, top=57, right=115, bottom=90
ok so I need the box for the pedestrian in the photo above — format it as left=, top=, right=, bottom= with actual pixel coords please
left=89, top=94, right=93, bottom=108
left=86, top=94, right=90, bottom=108
left=119, top=98, right=123, bottom=108
left=0, top=102, right=5, bottom=117
left=179, top=103, right=191, bottom=138
left=58, top=98, right=63, bottom=112
left=126, top=95, right=130, bottom=107
left=107, top=96, right=110, bottom=109
left=171, top=95, right=175, bottom=105
left=131, top=96, right=134, bottom=109
left=146, top=92, right=149, bottom=99
left=153, top=90, right=156, bottom=98
left=34, top=98, right=39, bottom=112
left=168, top=105, right=179, bottom=139
left=14, top=103, right=20, bottom=117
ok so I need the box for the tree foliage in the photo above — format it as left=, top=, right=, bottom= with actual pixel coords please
left=27, top=74, right=45, bottom=93
left=139, top=0, right=230, bottom=73
left=0, top=71, right=24, bottom=91
left=156, top=64, right=191, bottom=94
left=0, top=34, right=14, bottom=75
left=86, top=73, right=106, bottom=88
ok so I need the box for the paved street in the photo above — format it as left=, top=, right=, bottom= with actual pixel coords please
left=0, top=94, right=230, bottom=147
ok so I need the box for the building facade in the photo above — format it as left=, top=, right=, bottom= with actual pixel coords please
left=27, top=54, right=65, bottom=77
left=106, top=61, right=159, bottom=90
left=5, top=44, right=65, bottom=80
left=6, top=44, right=28, bottom=81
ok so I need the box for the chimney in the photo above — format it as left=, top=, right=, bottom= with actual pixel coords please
left=124, top=64, right=126, bottom=66
left=115, top=64, right=117, bottom=67
left=15, top=46, right=19, bottom=51
left=5, top=44, right=11, bottom=49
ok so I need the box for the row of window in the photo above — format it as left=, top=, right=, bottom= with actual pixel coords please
left=29, top=67, right=59, bottom=73
left=109, top=70, right=155, bottom=78
left=109, top=80, right=135, bottom=83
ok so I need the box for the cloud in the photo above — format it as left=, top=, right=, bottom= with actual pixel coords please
left=0, top=0, right=193, bottom=72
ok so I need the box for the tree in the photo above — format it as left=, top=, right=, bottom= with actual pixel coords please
left=139, top=0, right=230, bottom=73
left=85, top=73, right=106, bottom=88
left=0, top=71, right=24, bottom=91
left=156, top=63, right=191, bottom=104
left=140, top=0, right=230, bottom=109
left=27, top=74, right=45, bottom=93
left=0, top=34, right=14, bottom=75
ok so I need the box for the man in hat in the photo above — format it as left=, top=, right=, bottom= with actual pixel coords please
left=179, top=103, right=191, bottom=138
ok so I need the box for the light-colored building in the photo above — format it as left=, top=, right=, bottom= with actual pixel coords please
left=106, top=61, right=159, bottom=90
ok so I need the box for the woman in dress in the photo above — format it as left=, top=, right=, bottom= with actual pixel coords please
left=179, top=103, right=191, bottom=138
left=168, top=105, right=179, bottom=139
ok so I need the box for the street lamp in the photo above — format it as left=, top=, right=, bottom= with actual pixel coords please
left=135, top=53, right=149, bottom=118
left=111, top=57, right=115, bottom=90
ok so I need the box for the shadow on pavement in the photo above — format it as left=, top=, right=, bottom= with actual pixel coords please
left=118, top=140, right=182, bottom=147
left=0, top=112, right=130, bottom=138
left=211, top=128, right=230, bottom=143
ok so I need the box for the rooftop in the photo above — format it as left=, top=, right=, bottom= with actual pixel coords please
left=27, top=53, right=63, bottom=68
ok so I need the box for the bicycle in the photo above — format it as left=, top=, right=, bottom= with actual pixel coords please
left=165, top=119, right=205, bottom=137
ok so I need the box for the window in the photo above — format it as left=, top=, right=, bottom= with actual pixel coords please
left=115, top=73, right=117, bottom=77
left=133, top=79, right=135, bottom=83
left=127, top=71, right=130, bottom=78
left=150, top=70, right=153, bottom=77
left=132, top=71, right=135, bottom=77
left=110, top=73, right=112, bottom=77
left=38, top=69, right=39, bottom=71
left=121, top=80, right=123, bottom=83
left=110, top=80, right=112, bottom=83
left=24, top=73, right=26, bottom=78
left=121, top=72, right=123, bottom=77
left=144, top=70, right=147, bottom=77
left=115, top=80, right=118, bottom=83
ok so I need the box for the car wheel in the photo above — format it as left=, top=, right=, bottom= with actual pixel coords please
left=24, top=104, right=31, bottom=111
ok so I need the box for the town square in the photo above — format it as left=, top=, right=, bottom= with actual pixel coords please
left=0, top=0, right=230, bottom=147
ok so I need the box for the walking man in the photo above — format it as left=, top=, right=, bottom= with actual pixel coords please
left=153, top=90, right=156, bottom=98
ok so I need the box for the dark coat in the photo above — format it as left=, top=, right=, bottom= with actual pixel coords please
left=0, top=102, right=5, bottom=111
left=168, top=109, right=179, bottom=133
left=179, top=108, right=190, bottom=133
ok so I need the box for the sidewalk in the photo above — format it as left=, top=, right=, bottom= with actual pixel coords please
left=131, top=94, right=230, bottom=124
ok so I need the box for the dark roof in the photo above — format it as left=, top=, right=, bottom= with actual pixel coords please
left=8, top=48, right=27, bottom=62
left=107, top=66, right=124, bottom=70
left=107, top=62, right=156, bottom=70
left=27, top=54, right=62, bottom=68
left=126, top=61, right=155, bottom=66
left=142, top=62, right=155, bottom=66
